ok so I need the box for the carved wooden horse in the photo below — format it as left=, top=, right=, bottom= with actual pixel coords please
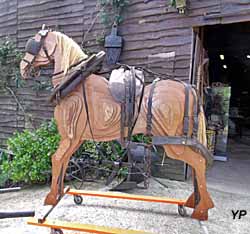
left=20, top=29, right=214, bottom=220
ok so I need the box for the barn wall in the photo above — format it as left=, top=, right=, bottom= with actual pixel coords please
left=0, top=0, right=17, bottom=41
left=1, top=0, right=250, bottom=148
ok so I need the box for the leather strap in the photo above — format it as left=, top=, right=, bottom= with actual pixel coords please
left=120, top=102, right=126, bottom=146
left=191, top=87, right=198, bottom=138
left=49, top=53, right=105, bottom=102
left=120, top=66, right=145, bottom=146
left=182, top=82, right=191, bottom=137
left=82, top=76, right=95, bottom=142
left=146, top=78, right=159, bottom=136
left=152, top=136, right=213, bottom=166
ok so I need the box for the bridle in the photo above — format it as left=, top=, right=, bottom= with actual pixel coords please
left=22, top=29, right=53, bottom=77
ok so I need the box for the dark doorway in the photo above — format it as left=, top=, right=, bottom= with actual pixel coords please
left=203, top=22, right=250, bottom=160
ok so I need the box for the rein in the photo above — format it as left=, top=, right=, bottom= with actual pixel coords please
left=52, top=57, right=89, bottom=78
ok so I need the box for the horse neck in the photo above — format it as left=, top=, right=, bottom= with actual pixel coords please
left=52, top=40, right=86, bottom=87
left=52, top=50, right=65, bottom=87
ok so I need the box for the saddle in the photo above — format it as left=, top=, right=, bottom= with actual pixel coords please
left=108, top=66, right=145, bottom=145
left=108, top=67, right=144, bottom=103
left=49, top=51, right=105, bottom=102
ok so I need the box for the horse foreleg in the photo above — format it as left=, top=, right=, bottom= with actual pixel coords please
left=163, top=145, right=214, bottom=220
left=59, top=141, right=83, bottom=194
left=44, top=138, right=71, bottom=205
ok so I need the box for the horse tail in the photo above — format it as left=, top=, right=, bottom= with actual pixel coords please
left=197, top=105, right=207, bottom=147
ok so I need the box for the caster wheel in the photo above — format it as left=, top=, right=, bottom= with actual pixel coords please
left=51, top=228, right=63, bottom=234
left=178, top=205, right=187, bottom=217
left=74, top=195, right=83, bottom=205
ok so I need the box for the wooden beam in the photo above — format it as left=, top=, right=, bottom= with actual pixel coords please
left=27, top=218, right=152, bottom=234
left=67, top=189, right=186, bottom=205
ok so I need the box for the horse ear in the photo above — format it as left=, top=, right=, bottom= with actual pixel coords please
left=40, top=32, right=57, bottom=57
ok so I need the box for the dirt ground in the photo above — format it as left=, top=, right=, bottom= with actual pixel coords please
left=1, top=177, right=250, bottom=234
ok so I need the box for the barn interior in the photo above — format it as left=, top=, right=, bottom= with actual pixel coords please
left=202, top=22, right=250, bottom=193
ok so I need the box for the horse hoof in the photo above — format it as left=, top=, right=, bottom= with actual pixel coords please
left=44, top=193, right=57, bottom=206
left=207, top=197, right=215, bottom=209
left=191, top=209, right=208, bottom=221
left=185, top=193, right=196, bottom=208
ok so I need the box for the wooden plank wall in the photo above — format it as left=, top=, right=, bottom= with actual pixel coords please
left=1, top=0, right=250, bottom=148
left=0, top=0, right=17, bottom=41
left=0, top=0, right=18, bottom=145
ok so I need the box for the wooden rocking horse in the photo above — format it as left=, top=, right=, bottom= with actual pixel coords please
left=20, top=27, right=214, bottom=220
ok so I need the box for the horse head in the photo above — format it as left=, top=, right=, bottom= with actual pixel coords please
left=20, top=27, right=57, bottom=79
left=20, top=26, right=88, bottom=84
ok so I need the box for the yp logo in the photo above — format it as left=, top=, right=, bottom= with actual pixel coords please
left=232, top=210, right=248, bottom=219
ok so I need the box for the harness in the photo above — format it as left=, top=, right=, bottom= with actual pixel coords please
left=23, top=30, right=212, bottom=194
left=22, top=29, right=52, bottom=70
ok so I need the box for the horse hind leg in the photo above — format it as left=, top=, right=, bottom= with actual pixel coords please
left=185, top=167, right=208, bottom=211
left=44, top=138, right=83, bottom=205
left=163, top=145, right=214, bottom=220
left=188, top=153, right=214, bottom=220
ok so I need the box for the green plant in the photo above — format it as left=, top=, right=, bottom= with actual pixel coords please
left=1, top=119, right=60, bottom=184
left=169, top=0, right=187, bottom=14
left=170, top=0, right=176, bottom=7
left=131, top=133, right=151, bottom=144
left=0, top=38, right=23, bottom=89
left=74, top=140, right=124, bottom=161
left=0, top=151, right=10, bottom=187
left=98, top=0, right=130, bottom=27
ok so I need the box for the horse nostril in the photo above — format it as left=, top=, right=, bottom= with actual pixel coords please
left=22, top=70, right=29, bottom=79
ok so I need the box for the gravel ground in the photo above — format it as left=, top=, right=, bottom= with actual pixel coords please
left=1, top=178, right=250, bottom=234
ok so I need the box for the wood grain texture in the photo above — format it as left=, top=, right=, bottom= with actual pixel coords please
left=1, top=0, right=250, bottom=185
left=19, top=31, right=214, bottom=220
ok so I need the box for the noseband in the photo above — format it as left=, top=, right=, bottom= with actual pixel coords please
left=22, top=29, right=52, bottom=76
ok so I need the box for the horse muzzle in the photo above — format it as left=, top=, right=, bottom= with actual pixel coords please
left=20, top=59, right=41, bottom=79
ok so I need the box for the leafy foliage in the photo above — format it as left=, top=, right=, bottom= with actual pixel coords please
left=0, top=113, right=151, bottom=185
left=170, top=0, right=176, bottom=7
left=0, top=151, right=10, bottom=187
left=0, top=119, right=60, bottom=184
left=0, top=38, right=22, bottom=89
left=98, top=0, right=130, bottom=27
left=74, top=140, right=124, bottom=161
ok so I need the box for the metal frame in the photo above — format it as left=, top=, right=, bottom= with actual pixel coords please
left=27, top=187, right=187, bottom=234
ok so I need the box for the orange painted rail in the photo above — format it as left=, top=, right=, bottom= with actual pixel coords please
left=27, top=217, right=152, bottom=234
left=67, top=189, right=186, bottom=205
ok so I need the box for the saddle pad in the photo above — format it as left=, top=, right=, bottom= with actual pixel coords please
left=108, top=67, right=144, bottom=103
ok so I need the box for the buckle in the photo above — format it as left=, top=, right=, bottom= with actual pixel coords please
left=38, top=29, right=49, bottom=37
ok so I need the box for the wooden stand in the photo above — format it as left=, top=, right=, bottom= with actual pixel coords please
left=27, top=217, right=151, bottom=234
left=27, top=188, right=187, bottom=234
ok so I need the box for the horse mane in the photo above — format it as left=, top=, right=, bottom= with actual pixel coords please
left=54, top=31, right=88, bottom=75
